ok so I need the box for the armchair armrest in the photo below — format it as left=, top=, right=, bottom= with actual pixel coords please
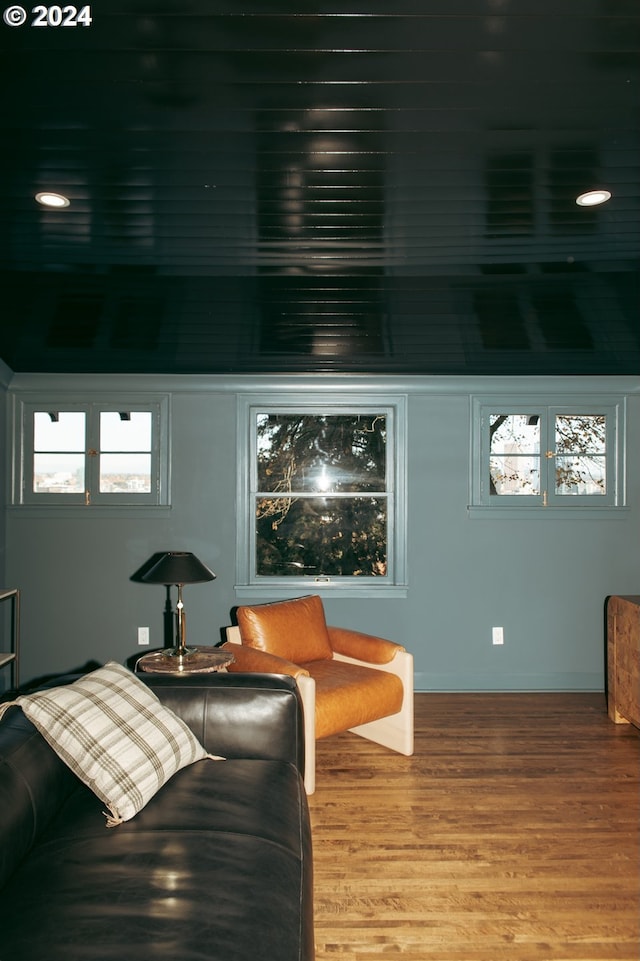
left=221, top=639, right=310, bottom=680
left=327, top=626, right=405, bottom=664
left=327, top=627, right=414, bottom=763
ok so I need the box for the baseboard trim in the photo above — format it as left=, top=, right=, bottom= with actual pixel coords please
left=413, top=671, right=603, bottom=693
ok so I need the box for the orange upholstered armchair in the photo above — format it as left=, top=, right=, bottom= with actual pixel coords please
left=222, top=594, right=414, bottom=793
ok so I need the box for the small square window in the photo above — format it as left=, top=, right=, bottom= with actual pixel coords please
left=16, top=397, right=169, bottom=507
left=471, top=396, right=623, bottom=513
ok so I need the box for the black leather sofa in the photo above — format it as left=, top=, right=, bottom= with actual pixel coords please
left=0, top=671, right=314, bottom=961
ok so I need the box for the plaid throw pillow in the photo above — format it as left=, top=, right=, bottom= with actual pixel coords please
left=0, top=661, right=221, bottom=827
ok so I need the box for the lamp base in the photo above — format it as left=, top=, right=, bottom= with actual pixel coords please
left=167, top=645, right=198, bottom=658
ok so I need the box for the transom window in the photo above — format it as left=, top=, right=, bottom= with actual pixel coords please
left=17, top=398, right=169, bottom=506
left=472, top=398, right=622, bottom=510
left=237, top=395, right=407, bottom=596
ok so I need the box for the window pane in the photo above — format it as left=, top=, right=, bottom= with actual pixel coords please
left=34, top=453, right=84, bottom=492
left=257, top=413, right=386, bottom=493
left=555, top=456, right=606, bottom=495
left=490, top=456, right=540, bottom=495
left=256, top=496, right=387, bottom=576
left=489, top=415, right=540, bottom=495
left=554, top=415, right=606, bottom=495
left=99, top=454, right=152, bottom=493
left=34, top=411, right=85, bottom=451
left=489, top=414, right=540, bottom=454
left=100, top=411, right=152, bottom=452
left=555, top=414, right=606, bottom=454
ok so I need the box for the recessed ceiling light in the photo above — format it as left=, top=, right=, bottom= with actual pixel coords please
left=575, top=189, right=611, bottom=207
left=35, top=191, right=70, bottom=208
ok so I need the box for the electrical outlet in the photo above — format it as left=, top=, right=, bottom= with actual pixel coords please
left=138, top=626, right=150, bottom=646
left=492, top=626, right=504, bottom=646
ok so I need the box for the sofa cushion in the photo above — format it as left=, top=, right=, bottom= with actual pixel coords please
left=0, top=661, right=217, bottom=827
left=0, top=757, right=313, bottom=961
left=237, top=594, right=333, bottom=663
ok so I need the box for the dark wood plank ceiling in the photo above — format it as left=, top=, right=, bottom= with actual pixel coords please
left=1, top=0, right=638, bottom=375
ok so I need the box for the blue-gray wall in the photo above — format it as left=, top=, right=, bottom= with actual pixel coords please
left=3, top=372, right=639, bottom=690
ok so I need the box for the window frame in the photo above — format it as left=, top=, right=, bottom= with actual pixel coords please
left=470, top=394, right=625, bottom=516
left=14, top=395, right=170, bottom=508
left=236, top=392, right=407, bottom=598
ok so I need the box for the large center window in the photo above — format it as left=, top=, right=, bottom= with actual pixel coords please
left=237, top=395, right=406, bottom=596
left=256, top=412, right=387, bottom=577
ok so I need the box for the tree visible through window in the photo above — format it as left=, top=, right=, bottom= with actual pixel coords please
left=254, top=413, right=388, bottom=577
left=489, top=413, right=606, bottom=497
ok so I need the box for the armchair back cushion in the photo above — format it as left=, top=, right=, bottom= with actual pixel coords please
left=236, top=594, right=333, bottom=663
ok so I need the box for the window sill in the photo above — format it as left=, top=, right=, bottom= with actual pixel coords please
left=467, top=505, right=629, bottom=520
left=235, top=583, right=408, bottom=599
left=8, top=505, right=172, bottom=518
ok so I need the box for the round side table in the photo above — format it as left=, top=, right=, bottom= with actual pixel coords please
left=136, top=647, right=235, bottom=675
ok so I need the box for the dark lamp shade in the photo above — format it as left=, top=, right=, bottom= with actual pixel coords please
left=140, top=551, right=216, bottom=586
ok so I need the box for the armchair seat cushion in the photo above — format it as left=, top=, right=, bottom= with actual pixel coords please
left=302, top=659, right=403, bottom=739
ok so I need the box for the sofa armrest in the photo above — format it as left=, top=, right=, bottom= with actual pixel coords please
left=0, top=708, right=80, bottom=890
left=327, top=625, right=405, bottom=664
left=142, top=672, right=305, bottom=775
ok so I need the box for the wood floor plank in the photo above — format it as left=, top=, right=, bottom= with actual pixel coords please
left=309, top=693, right=639, bottom=961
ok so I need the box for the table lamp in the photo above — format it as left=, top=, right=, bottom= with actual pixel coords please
left=141, top=551, right=216, bottom=658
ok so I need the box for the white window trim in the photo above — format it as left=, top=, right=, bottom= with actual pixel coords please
left=235, top=392, right=407, bottom=598
left=469, top=393, right=626, bottom=517
left=12, top=394, right=171, bottom=509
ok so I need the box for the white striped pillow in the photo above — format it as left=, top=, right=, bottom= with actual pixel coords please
left=6, top=661, right=218, bottom=826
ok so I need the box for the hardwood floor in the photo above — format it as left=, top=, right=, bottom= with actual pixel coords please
left=308, top=693, right=640, bottom=961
